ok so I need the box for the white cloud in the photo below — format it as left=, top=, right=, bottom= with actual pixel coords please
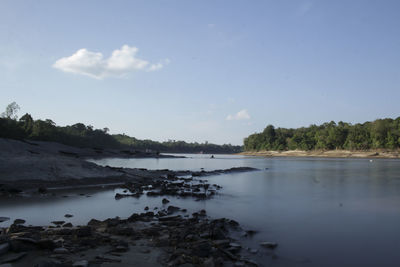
left=53, top=45, right=168, bottom=79
left=226, top=109, right=251, bottom=121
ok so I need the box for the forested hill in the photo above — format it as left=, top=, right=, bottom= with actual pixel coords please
left=244, top=118, right=400, bottom=151
left=0, top=103, right=241, bottom=154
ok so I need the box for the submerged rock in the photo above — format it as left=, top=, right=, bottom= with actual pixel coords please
left=72, top=260, right=88, bottom=267
left=0, top=243, right=10, bottom=256
left=260, top=242, right=278, bottom=249
left=0, top=217, right=10, bottom=223
left=13, top=219, right=25, bottom=225
left=51, top=221, right=65, bottom=226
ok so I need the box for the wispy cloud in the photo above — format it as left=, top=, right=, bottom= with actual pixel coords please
left=53, top=45, right=168, bottom=79
left=226, top=109, right=251, bottom=121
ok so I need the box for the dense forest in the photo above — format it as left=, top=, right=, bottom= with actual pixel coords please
left=244, top=118, right=400, bottom=151
left=0, top=102, right=241, bottom=153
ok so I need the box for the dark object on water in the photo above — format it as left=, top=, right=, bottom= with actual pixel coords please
left=0, top=217, right=10, bottom=223
left=210, top=155, right=214, bottom=159
left=260, top=242, right=278, bottom=249
left=38, top=187, right=47, bottom=194
left=13, top=219, right=26, bottom=225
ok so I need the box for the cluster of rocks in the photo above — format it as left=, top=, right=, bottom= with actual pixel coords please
left=115, top=173, right=223, bottom=201
left=0, top=164, right=266, bottom=266
left=0, top=203, right=274, bottom=266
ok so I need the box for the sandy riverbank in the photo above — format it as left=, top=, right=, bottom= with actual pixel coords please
left=239, top=149, right=400, bottom=159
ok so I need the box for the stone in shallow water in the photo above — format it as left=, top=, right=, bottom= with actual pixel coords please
left=51, top=221, right=65, bottom=226
left=0, top=243, right=10, bottom=256
left=0, top=252, right=27, bottom=264
left=72, top=260, right=88, bottom=267
left=260, top=242, right=278, bottom=249
left=53, top=247, right=69, bottom=254
left=0, top=217, right=10, bottom=223
left=13, top=219, right=25, bottom=225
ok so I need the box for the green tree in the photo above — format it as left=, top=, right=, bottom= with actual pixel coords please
left=1, top=102, right=20, bottom=120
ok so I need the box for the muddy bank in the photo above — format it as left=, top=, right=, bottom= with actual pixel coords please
left=239, top=149, right=400, bottom=159
left=0, top=166, right=257, bottom=194
left=0, top=138, right=180, bottom=182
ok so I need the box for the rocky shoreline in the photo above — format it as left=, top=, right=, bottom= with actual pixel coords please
left=0, top=207, right=268, bottom=266
left=0, top=138, right=268, bottom=266
left=0, top=168, right=270, bottom=267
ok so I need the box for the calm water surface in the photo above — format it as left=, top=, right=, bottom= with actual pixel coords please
left=1, top=154, right=400, bottom=266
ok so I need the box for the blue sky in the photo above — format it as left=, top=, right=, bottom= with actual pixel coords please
left=1, top=0, right=399, bottom=145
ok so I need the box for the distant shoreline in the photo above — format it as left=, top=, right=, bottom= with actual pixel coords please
left=238, top=150, right=400, bottom=159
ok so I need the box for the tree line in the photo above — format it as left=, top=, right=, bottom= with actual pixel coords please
left=0, top=102, right=242, bottom=153
left=244, top=118, right=400, bottom=151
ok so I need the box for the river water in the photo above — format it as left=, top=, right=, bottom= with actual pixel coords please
left=1, top=154, right=400, bottom=266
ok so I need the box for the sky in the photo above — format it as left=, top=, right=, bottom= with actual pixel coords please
left=1, top=0, right=399, bottom=145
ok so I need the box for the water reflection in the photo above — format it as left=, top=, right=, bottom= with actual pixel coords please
left=1, top=155, right=400, bottom=266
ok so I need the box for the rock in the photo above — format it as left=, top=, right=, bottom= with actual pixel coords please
left=158, top=215, right=181, bottom=222
left=34, top=260, right=66, bottom=267
left=115, top=192, right=140, bottom=199
left=0, top=243, right=10, bottom=256
left=75, top=226, right=91, bottom=237
left=167, top=205, right=180, bottom=213
left=0, top=252, right=27, bottom=264
left=108, top=225, right=135, bottom=236
left=213, top=240, right=230, bottom=248
left=9, top=238, right=37, bottom=252
left=191, top=240, right=212, bottom=257
left=260, top=242, right=278, bottom=249
left=63, top=223, right=73, bottom=228
left=38, top=187, right=48, bottom=194
left=0, top=217, right=10, bottom=223
left=138, top=247, right=151, bottom=254
left=51, top=221, right=65, bottom=226
left=114, top=246, right=128, bottom=253
left=13, top=219, right=25, bottom=225
left=249, top=248, right=258, bottom=254
left=53, top=247, right=69, bottom=254
left=245, top=230, right=258, bottom=236
left=37, top=239, right=57, bottom=250
left=203, top=257, right=215, bottom=267
left=229, top=242, right=242, bottom=248
left=64, top=214, right=73, bottom=218
left=162, top=198, right=170, bottom=204
left=72, top=260, right=88, bottom=267
left=87, top=219, right=101, bottom=226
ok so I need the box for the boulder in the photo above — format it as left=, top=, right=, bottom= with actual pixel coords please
left=13, top=219, right=25, bottom=225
